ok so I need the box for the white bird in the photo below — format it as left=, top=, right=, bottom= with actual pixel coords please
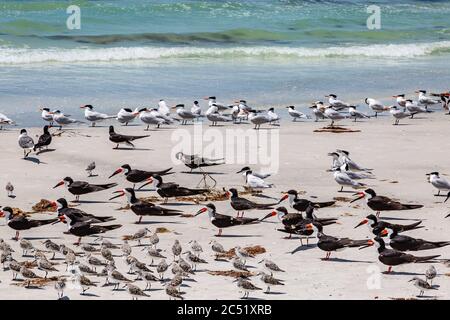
left=335, top=150, right=372, bottom=172
left=333, top=167, right=365, bottom=192
left=309, top=102, right=326, bottom=122
left=5, top=182, right=14, bottom=198
left=18, top=129, right=34, bottom=158
left=243, top=170, right=273, bottom=189
left=348, top=106, right=370, bottom=122
left=0, top=113, right=14, bottom=129
left=248, top=112, right=271, bottom=129
left=191, top=101, right=202, bottom=117
left=52, top=110, right=84, bottom=130
left=409, top=277, right=437, bottom=297
left=365, top=98, right=388, bottom=117
left=204, top=96, right=229, bottom=112
left=416, top=90, right=441, bottom=109
left=339, top=164, right=375, bottom=180
left=426, top=172, right=450, bottom=196
left=39, top=107, right=54, bottom=125
left=138, top=108, right=171, bottom=130
left=236, top=166, right=271, bottom=179
left=286, top=106, right=309, bottom=122
left=117, top=107, right=139, bottom=126
left=157, top=99, right=171, bottom=116
left=80, top=105, right=115, bottom=127
left=206, top=104, right=231, bottom=126
left=326, top=94, right=350, bottom=110
left=393, top=94, right=407, bottom=108
left=267, top=108, right=280, bottom=124
left=324, top=106, right=347, bottom=126
left=172, top=104, right=202, bottom=125
left=389, top=106, right=411, bottom=125
left=405, top=100, right=430, bottom=118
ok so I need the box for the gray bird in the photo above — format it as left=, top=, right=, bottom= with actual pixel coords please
left=258, top=258, right=285, bottom=276
left=258, top=271, right=285, bottom=293
left=209, top=240, right=226, bottom=260
left=86, top=161, right=96, bottom=177
left=409, top=276, right=437, bottom=297
left=233, top=276, right=262, bottom=299
left=5, top=182, right=14, bottom=198
left=18, top=129, right=34, bottom=158
left=125, top=283, right=150, bottom=300
left=425, top=265, right=437, bottom=285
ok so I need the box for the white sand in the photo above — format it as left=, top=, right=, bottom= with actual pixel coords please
left=0, top=112, right=449, bottom=300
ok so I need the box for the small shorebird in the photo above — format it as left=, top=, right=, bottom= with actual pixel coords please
left=166, top=284, right=184, bottom=300
left=95, top=236, right=119, bottom=249
left=106, top=262, right=133, bottom=290
left=121, top=240, right=132, bottom=256
left=136, top=270, right=159, bottom=291
left=183, top=250, right=207, bottom=271
left=156, top=259, right=169, bottom=280
left=189, top=240, right=203, bottom=257
left=409, top=277, right=437, bottom=297
left=234, top=246, right=255, bottom=265
left=74, top=272, right=97, bottom=295
left=18, top=129, right=34, bottom=158
left=258, top=259, right=285, bottom=276
left=35, top=256, right=58, bottom=278
left=85, top=161, right=96, bottom=177
left=125, top=283, right=150, bottom=300
left=146, top=247, right=166, bottom=265
left=232, top=257, right=249, bottom=272
left=209, top=240, right=226, bottom=259
left=54, top=277, right=66, bottom=299
left=43, top=240, right=61, bottom=259
left=5, top=182, right=14, bottom=198
left=258, top=271, right=284, bottom=293
left=234, top=276, right=262, bottom=299
left=172, top=240, right=182, bottom=261
left=425, top=266, right=437, bottom=285
left=19, top=239, right=34, bottom=256
left=20, top=265, right=40, bottom=288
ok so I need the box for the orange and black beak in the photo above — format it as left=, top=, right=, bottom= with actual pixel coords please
left=138, top=176, right=153, bottom=190
left=58, top=214, right=66, bottom=223
left=260, top=210, right=277, bottom=222
left=359, top=239, right=374, bottom=250
left=109, top=168, right=123, bottom=179
left=0, top=210, right=4, bottom=218
left=109, top=190, right=125, bottom=201
left=305, top=223, right=313, bottom=231
left=50, top=201, right=58, bottom=210
left=53, top=181, right=64, bottom=189
left=194, top=207, right=207, bottom=217
left=278, top=194, right=288, bottom=203
left=350, top=192, right=365, bottom=203
left=355, top=218, right=368, bottom=228
left=225, top=191, right=231, bottom=198
left=379, top=229, right=388, bottom=237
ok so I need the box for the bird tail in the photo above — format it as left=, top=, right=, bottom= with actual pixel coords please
left=346, top=239, right=371, bottom=248
left=402, top=221, right=423, bottom=231
left=240, top=217, right=259, bottom=225
left=163, top=208, right=183, bottom=216
left=413, top=255, right=440, bottom=263
left=36, top=218, right=59, bottom=226
left=103, top=224, right=122, bottom=231
left=156, top=167, right=174, bottom=176
left=400, top=204, right=423, bottom=210
left=96, top=216, right=116, bottom=222
left=95, top=183, right=118, bottom=190
left=431, top=241, right=450, bottom=248
left=130, top=135, right=151, bottom=141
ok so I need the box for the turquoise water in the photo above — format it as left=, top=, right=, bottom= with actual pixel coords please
left=0, top=0, right=449, bottom=125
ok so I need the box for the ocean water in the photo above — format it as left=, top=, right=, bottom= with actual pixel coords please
left=0, top=0, right=449, bottom=126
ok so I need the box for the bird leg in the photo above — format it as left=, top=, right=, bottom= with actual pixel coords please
left=339, top=186, right=343, bottom=192
left=14, top=231, right=19, bottom=241
left=376, top=211, right=380, bottom=218
left=216, top=229, right=222, bottom=237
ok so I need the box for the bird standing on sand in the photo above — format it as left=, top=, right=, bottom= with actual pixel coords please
left=326, top=94, right=350, bottom=110
left=157, top=259, right=168, bottom=280
left=355, top=214, right=423, bottom=235
left=426, top=172, right=450, bottom=196
left=258, top=271, right=284, bottom=293
left=210, top=240, right=226, bottom=259
left=286, top=106, right=309, bottom=122
left=53, top=177, right=118, bottom=202
left=389, top=106, right=411, bottom=125
left=5, top=182, right=14, bottom=198
left=172, top=240, right=182, bottom=261
left=409, top=277, right=437, bottom=297
left=0, top=112, right=15, bottom=129
left=33, top=125, right=52, bottom=152
left=54, top=277, right=66, bottom=299
left=20, top=265, right=40, bottom=288
left=81, top=104, right=116, bottom=127
left=379, top=227, right=450, bottom=252
left=125, top=283, right=150, bottom=300
left=39, top=107, right=54, bottom=125
left=117, top=107, right=139, bottom=126
left=348, top=106, right=370, bottom=122
left=426, top=265, right=437, bottom=285
left=234, top=276, right=262, bottom=299
left=52, top=110, right=84, bottom=130
left=350, top=188, right=423, bottom=218
left=365, top=98, right=389, bottom=117
left=18, top=129, right=34, bottom=158
left=228, top=188, right=276, bottom=217
left=108, top=125, right=150, bottom=149
left=332, top=166, right=366, bottom=192
left=85, top=162, right=96, bottom=177
left=258, top=258, right=285, bottom=276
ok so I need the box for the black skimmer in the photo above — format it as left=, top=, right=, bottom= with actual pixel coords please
left=53, top=177, right=118, bottom=202
left=175, top=152, right=224, bottom=172
left=108, top=125, right=150, bottom=149
left=379, top=227, right=450, bottom=252
left=142, top=174, right=208, bottom=202
left=355, top=214, right=423, bottom=235
left=279, top=190, right=335, bottom=213
left=80, top=104, right=115, bottom=127
left=0, top=207, right=58, bottom=240
left=109, top=164, right=173, bottom=189
left=33, top=125, right=52, bottom=152
left=260, top=205, right=337, bottom=242
left=426, top=172, right=450, bottom=196
left=109, top=188, right=182, bottom=224
left=57, top=213, right=122, bottom=246
left=351, top=188, right=423, bottom=217
left=18, top=129, right=34, bottom=158
left=304, top=222, right=369, bottom=260
left=228, top=188, right=277, bottom=217
left=195, top=203, right=259, bottom=236
left=361, top=237, right=439, bottom=273
left=54, top=198, right=115, bottom=224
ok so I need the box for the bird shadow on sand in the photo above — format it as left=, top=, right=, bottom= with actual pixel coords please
left=73, top=200, right=113, bottom=204
left=87, top=174, right=99, bottom=178
left=216, top=234, right=262, bottom=238
left=382, top=271, right=423, bottom=276
left=23, top=236, right=61, bottom=240
left=290, top=244, right=317, bottom=254
left=36, top=149, right=56, bottom=155
left=337, top=190, right=358, bottom=194
left=240, top=297, right=265, bottom=300
left=113, top=148, right=153, bottom=151
left=80, top=292, right=100, bottom=297
left=264, top=291, right=285, bottom=295
left=182, top=278, right=197, bottom=283
left=182, top=171, right=225, bottom=175
left=23, top=157, right=46, bottom=165
left=8, top=195, right=16, bottom=199
left=134, top=220, right=185, bottom=225
left=321, top=257, right=372, bottom=263
left=162, top=202, right=199, bottom=206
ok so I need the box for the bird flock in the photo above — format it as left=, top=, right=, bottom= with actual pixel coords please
left=1, top=90, right=450, bottom=300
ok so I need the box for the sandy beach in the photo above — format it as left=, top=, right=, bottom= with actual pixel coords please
left=1, top=112, right=449, bottom=300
